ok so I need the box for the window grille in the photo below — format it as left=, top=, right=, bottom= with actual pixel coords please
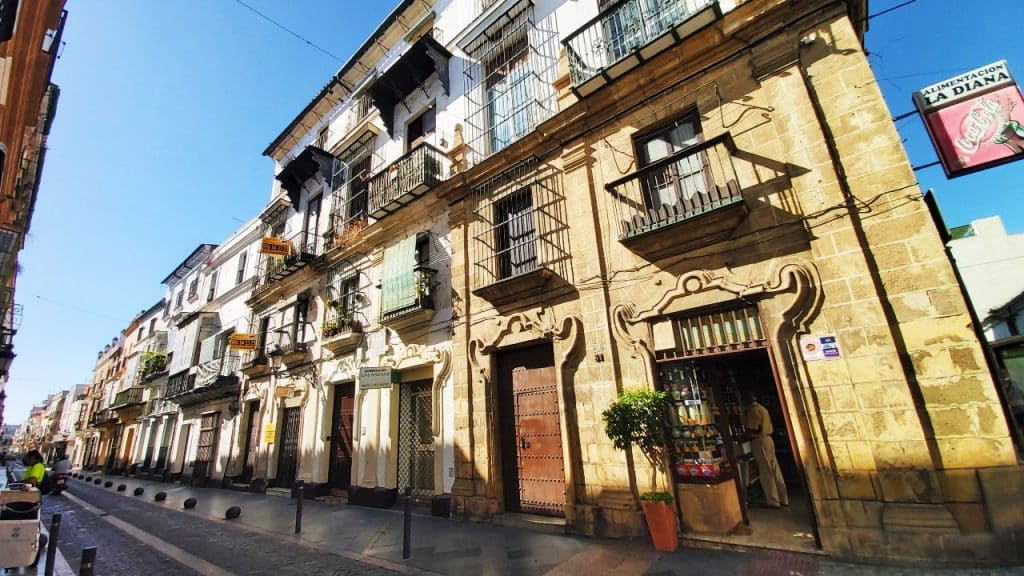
left=463, top=4, right=559, bottom=166
left=323, top=259, right=368, bottom=337
left=658, top=305, right=765, bottom=359
left=471, top=159, right=571, bottom=289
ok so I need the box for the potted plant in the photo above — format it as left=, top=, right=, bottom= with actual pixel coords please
left=602, top=386, right=678, bottom=552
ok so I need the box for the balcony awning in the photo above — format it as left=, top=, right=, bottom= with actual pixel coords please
left=369, top=35, right=451, bottom=137
left=275, top=145, right=336, bottom=206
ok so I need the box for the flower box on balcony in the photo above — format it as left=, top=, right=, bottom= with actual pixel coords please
left=241, top=355, right=268, bottom=378
left=322, top=321, right=363, bottom=357
left=282, top=343, right=310, bottom=367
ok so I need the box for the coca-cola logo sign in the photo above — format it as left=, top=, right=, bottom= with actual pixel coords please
left=916, top=61, right=1024, bottom=178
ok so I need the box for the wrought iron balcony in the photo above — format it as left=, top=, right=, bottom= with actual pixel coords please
left=110, top=387, right=144, bottom=409
left=606, top=133, right=747, bottom=258
left=165, top=371, right=196, bottom=398
left=91, top=409, right=117, bottom=426
left=142, top=397, right=177, bottom=418
left=251, top=230, right=324, bottom=298
left=563, top=0, right=718, bottom=96
left=367, top=143, right=448, bottom=220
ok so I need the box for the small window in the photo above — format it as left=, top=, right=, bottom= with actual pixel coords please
left=316, top=127, right=329, bottom=149
left=207, top=271, right=218, bottom=302
left=149, top=318, right=157, bottom=334
left=175, top=290, right=184, bottom=309
left=236, top=252, right=248, bottom=284
left=494, top=188, right=537, bottom=279
left=138, top=326, right=145, bottom=342
left=407, top=106, right=436, bottom=150
left=187, top=278, right=199, bottom=301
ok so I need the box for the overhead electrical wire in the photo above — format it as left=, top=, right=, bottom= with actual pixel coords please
left=228, top=0, right=343, bottom=63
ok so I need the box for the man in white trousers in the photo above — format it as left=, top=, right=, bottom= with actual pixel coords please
left=744, top=395, right=788, bottom=508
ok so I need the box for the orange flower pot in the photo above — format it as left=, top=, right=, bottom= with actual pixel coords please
left=641, top=500, right=679, bottom=552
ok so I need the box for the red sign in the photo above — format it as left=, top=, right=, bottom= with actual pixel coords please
left=914, top=61, right=1024, bottom=177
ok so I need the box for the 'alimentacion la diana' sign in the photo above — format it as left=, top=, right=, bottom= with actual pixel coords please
left=913, top=60, right=1024, bottom=178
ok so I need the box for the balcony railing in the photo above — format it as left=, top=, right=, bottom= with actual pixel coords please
left=251, top=230, right=324, bottom=297
left=324, top=186, right=369, bottom=252
left=367, top=143, right=448, bottom=220
left=606, top=133, right=746, bottom=249
left=142, top=397, right=177, bottom=418
left=166, top=371, right=196, bottom=398
left=381, top=265, right=437, bottom=322
left=91, top=409, right=117, bottom=426
left=111, top=387, right=144, bottom=409
left=564, top=0, right=717, bottom=92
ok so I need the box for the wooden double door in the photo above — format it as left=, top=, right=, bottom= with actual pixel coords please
left=498, top=344, right=567, bottom=517
left=328, top=384, right=355, bottom=493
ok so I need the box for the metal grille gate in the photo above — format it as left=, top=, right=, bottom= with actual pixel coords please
left=397, top=380, right=435, bottom=501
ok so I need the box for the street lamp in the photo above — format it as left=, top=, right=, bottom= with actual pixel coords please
left=267, top=344, right=284, bottom=375
left=0, top=328, right=16, bottom=377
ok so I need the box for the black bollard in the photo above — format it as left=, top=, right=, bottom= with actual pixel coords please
left=79, top=546, right=97, bottom=576
left=94, top=479, right=101, bottom=485
left=225, top=506, right=241, bottom=520
left=154, top=492, right=167, bottom=502
left=104, top=481, right=112, bottom=488
left=183, top=497, right=197, bottom=509
left=403, top=487, right=412, bottom=560
left=116, top=484, right=126, bottom=492
left=44, top=513, right=61, bottom=576
left=133, top=487, right=144, bottom=496
left=294, top=482, right=304, bottom=534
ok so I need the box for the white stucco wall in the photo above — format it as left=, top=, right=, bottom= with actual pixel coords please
left=948, top=216, right=1024, bottom=340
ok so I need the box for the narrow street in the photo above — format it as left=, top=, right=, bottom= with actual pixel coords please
left=40, top=481, right=399, bottom=576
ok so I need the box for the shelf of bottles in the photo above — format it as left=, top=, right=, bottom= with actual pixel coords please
left=660, top=361, right=745, bottom=484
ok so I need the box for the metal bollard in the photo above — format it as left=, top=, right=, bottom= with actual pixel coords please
left=79, top=546, right=97, bottom=576
left=44, top=513, right=61, bottom=576
left=294, top=482, right=304, bottom=534
left=402, top=487, right=412, bottom=560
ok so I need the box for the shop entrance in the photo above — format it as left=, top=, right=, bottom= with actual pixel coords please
left=660, top=348, right=817, bottom=551
left=329, top=383, right=355, bottom=494
left=397, top=379, right=435, bottom=502
left=276, top=407, right=301, bottom=488
left=497, top=344, right=566, bottom=517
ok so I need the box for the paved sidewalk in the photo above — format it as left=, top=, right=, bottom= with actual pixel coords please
left=69, top=471, right=1023, bottom=576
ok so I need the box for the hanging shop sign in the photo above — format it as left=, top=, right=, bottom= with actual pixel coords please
left=263, top=424, right=276, bottom=443
left=274, top=385, right=295, bottom=398
left=913, top=60, right=1024, bottom=178
left=359, top=366, right=401, bottom=389
left=799, top=334, right=841, bottom=361
left=228, top=333, right=258, bottom=351
left=261, top=236, right=290, bottom=257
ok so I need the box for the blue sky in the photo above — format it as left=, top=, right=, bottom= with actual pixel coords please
left=5, top=0, right=1024, bottom=423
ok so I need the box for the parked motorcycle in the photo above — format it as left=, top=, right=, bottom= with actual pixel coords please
left=50, top=472, right=67, bottom=496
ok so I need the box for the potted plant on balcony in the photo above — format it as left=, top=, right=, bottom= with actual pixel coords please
left=602, top=386, right=678, bottom=552
left=322, top=319, right=341, bottom=338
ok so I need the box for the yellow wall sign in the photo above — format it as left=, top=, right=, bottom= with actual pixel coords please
left=261, top=236, right=290, bottom=257
left=228, top=333, right=258, bottom=351
left=274, top=386, right=295, bottom=398
left=263, top=424, right=276, bottom=444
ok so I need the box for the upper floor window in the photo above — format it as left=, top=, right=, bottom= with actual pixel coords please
left=381, top=233, right=434, bottom=318
left=485, top=35, right=530, bottom=154
left=407, top=106, right=436, bottom=151
left=316, top=127, right=329, bottom=149
left=149, top=318, right=157, bottom=334
left=187, top=278, right=199, bottom=302
left=207, top=271, right=218, bottom=302
left=138, top=326, right=145, bottom=342
left=494, top=187, right=536, bottom=279
left=175, top=290, right=184, bottom=309
left=633, top=112, right=707, bottom=210
left=236, top=251, right=247, bottom=284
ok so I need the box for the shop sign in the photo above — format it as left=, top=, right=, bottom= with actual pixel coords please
left=228, top=333, right=258, bottom=351
left=800, top=334, right=841, bottom=361
left=261, top=236, right=290, bottom=257
left=913, top=60, right=1024, bottom=177
left=359, top=367, right=400, bottom=389
left=263, top=424, right=276, bottom=443
left=274, top=386, right=295, bottom=398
